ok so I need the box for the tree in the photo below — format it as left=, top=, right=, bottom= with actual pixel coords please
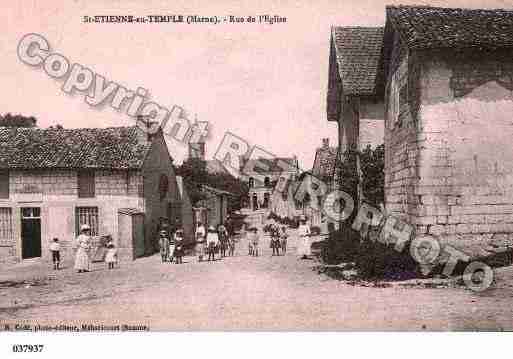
left=175, top=158, right=248, bottom=212
left=0, top=113, right=37, bottom=127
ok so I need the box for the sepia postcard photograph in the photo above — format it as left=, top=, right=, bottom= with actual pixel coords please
left=1, top=0, right=513, bottom=356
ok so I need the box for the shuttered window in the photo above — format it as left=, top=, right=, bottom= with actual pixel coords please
left=0, top=171, right=9, bottom=199
left=0, top=208, right=13, bottom=245
left=78, top=171, right=95, bottom=198
left=75, top=207, right=99, bottom=236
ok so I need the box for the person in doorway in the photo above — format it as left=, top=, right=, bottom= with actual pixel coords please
left=297, top=217, right=311, bottom=259
left=174, top=229, right=184, bottom=264
left=105, top=242, right=118, bottom=269
left=158, top=230, right=169, bottom=263
left=49, top=237, right=60, bottom=270
left=74, top=224, right=92, bottom=273
left=206, top=226, right=219, bottom=262
left=196, top=222, right=206, bottom=262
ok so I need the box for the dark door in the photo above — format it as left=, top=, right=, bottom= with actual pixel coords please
left=21, top=207, right=41, bottom=259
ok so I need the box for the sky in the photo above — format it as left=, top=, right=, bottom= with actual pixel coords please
left=2, top=0, right=512, bottom=170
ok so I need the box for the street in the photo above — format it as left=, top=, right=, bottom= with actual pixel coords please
left=1, top=233, right=513, bottom=331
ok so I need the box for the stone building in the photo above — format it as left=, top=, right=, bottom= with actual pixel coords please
left=380, top=5, right=513, bottom=245
left=0, top=126, right=183, bottom=264
left=326, top=26, right=385, bottom=222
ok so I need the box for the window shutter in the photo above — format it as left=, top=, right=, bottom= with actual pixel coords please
left=0, top=171, right=9, bottom=199
left=78, top=171, right=95, bottom=198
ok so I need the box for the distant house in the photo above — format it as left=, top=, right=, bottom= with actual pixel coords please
left=380, top=6, right=513, bottom=242
left=241, top=157, right=299, bottom=211
left=0, top=126, right=183, bottom=264
left=195, top=184, right=233, bottom=228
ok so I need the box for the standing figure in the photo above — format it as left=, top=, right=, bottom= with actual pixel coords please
left=248, top=230, right=254, bottom=256
left=297, top=217, right=311, bottom=259
left=196, top=222, right=206, bottom=262
left=105, top=242, right=118, bottom=269
left=228, top=236, right=236, bottom=256
left=206, top=226, right=219, bottom=262
left=270, top=225, right=281, bottom=256
left=74, top=224, right=92, bottom=273
left=280, top=226, right=288, bottom=255
left=174, top=229, right=184, bottom=264
left=217, top=223, right=228, bottom=258
left=158, top=230, right=169, bottom=263
left=250, top=227, right=260, bottom=257
left=168, top=231, right=176, bottom=263
left=49, top=237, right=60, bottom=270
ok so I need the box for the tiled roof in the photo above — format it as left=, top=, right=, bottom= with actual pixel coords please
left=386, top=5, right=513, bottom=50
left=312, top=146, right=338, bottom=178
left=241, top=157, right=298, bottom=175
left=0, top=126, right=152, bottom=170
left=331, top=27, right=385, bottom=96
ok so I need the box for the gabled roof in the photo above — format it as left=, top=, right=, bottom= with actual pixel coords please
left=330, top=27, right=385, bottom=96
left=386, top=5, right=513, bottom=50
left=0, top=126, right=152, bottom=170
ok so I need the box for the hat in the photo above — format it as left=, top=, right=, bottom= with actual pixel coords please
left=159, top=230, right=167, bottom=235
left=208, top=226, right=216, bottom=231
left=80, top=224, right=91, bottom=232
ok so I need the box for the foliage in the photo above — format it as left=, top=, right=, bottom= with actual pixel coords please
left=0, top=113, right=37, bottom=127
left=267, top=212, right=299, bottom=228
left=175, top=157, right=248, bottom=211
left=337, top=144, right=384, bottom=211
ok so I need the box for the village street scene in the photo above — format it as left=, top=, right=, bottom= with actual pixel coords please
left=2, top=1, right=513, bottom=333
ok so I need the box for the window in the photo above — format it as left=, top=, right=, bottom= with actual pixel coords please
left=264, top=177, right=270, bottom=187
left=248, top=177, right=255, bottom=188
left=78, top=170, right=95, bottom=198
left=76, top=207, right=99, bottom=236
left=0, top=208, right=13, bottom=245
left=0, top=171, right=9, bottom=199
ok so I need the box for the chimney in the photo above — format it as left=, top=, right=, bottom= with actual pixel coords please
left=136, top=115, right=160, bottom=142
left=322, top=138, right=329, bottom=149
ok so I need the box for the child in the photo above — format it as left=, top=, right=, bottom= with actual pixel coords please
left=247, top=228, right=254, bottom=256
left=251, top=227, right=260, bottom=257
left=105, top=242, right=118, bottom=269
left=206, top=226, right=219, bottom=262
left=49, top=238, right=60, bottom=270
left=228, top=236, right=235, bottom=257
left=174, top=229, right=184, bottom=264
left=280, top=226, right=288, bottom=255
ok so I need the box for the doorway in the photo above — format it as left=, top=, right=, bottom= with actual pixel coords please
left=21, top=207, right=41, bottom=259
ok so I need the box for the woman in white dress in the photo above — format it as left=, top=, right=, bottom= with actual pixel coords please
left=297, top=218, right=311, bottom=259
left=74, top=224, right=92, bottom=273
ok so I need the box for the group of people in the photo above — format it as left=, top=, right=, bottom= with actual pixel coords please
left=247, top=217, right=311, bottom=259
left=53, top=224, right=119, bottom=273
left=195, top=222, right=236, bottom=262
left=58, top=215, right=312, bottom=273
left=158, top=228, right=185, bottom=264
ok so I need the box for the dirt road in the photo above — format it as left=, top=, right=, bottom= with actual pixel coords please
left=1, top=235, right=513, bottom=331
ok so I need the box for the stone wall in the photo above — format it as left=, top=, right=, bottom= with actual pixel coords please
left=385, top=37, right=513, bottom=246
